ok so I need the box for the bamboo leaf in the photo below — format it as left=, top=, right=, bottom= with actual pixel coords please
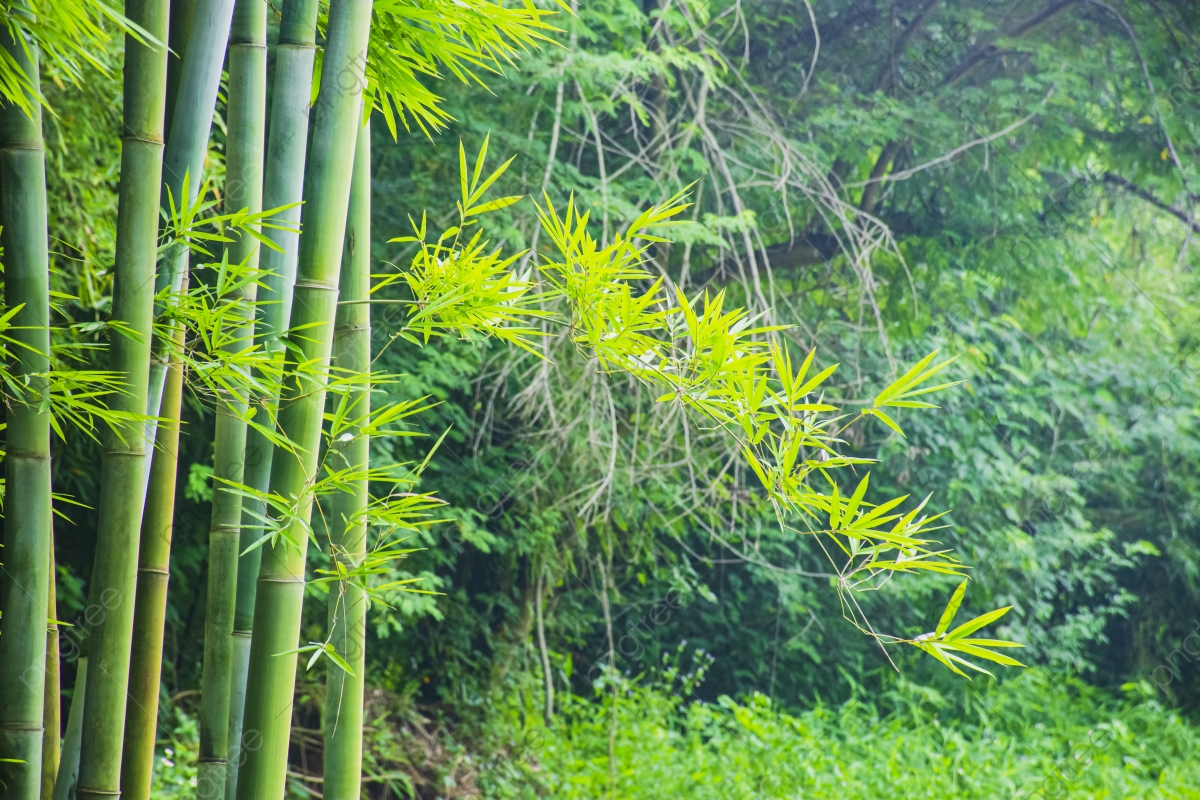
left=946, top=606, right=1013, bottom=640
left=867, top=407, right=905, bottom=437
left=935, top=579, right=969, bottom=637
left=941, top=642, right=1026, bottom=667
left=322, top=643, right=357, bottom=677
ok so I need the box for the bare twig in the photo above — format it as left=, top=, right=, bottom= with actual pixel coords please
left=846, top=112, right=1039, bottom=188
left=799, top=0, right=820, bottom=96
left=1102, top=172, right=1200, bottom=233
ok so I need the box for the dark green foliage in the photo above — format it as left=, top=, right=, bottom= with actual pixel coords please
left=355, top=0, right=1200, bottom=718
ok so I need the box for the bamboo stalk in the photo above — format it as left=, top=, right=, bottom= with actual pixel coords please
left=235, top=2, right=374, bottom=794
left=73, top=5, right=230, bottom=791
left=49, top=657, right=84, bottom=800
left=322, top=117, right=371, bottom=800
left=253, top=0, right=320, bottom=340
left=81, top=5, right=226, bottom=789
left=99, top=6, right=231, bottom=788
left=0, top=7, right=53, bottom=797
left=55, top=0, right=189, bottom=775
left=71, top=0, right=171, bottom=795
left=41, top=550, right=59, bottom=800
left=163, top=0, right=199, bottom=141
left=196, top=2, right=268, bottom=797
left=144, top=0, right=237, bottom=459
left=52, top=568, right=105, bottom=800
left=119, top=317, right=185, bottom=800
left=52, top=559, right=105, bottom=800
left=225, top=4, right=319, bottom=796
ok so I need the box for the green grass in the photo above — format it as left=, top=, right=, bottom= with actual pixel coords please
left=517, top=662, right=1200, bottom=799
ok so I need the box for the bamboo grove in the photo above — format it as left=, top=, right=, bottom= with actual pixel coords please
left=0, top=1, right=1026, bottom=797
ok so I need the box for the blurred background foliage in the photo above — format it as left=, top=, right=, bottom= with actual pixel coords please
left=42, top=0, right=1200, bottom=795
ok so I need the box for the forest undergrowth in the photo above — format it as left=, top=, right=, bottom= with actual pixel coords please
left=152, top=658, right=1200, bottom=800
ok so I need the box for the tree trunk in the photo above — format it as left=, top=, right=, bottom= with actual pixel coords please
left=196, top=2, right=268, bottom=797
left=859, top=140, right=901, bottom=215
left=0, top=8, right=54, bottom=798
left=323, top=117, right=370, bottom=800
left=72, top=0, right=172, bottom=794
left=225, top=3, right=319, bottom=796
left=235, top=2, right=373, bottom=795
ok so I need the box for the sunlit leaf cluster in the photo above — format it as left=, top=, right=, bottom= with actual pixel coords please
left=380, top=138, right=546, bottom=353
left=363, top=0, right=564, bottom=136
left=359, top=145, right=1023, bottom=677
left=0, top=0, right=139, bottom=112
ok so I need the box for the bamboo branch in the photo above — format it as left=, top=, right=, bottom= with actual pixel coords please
left=535, top=570, right=554, bottom=726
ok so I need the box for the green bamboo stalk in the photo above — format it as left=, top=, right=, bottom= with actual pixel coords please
left=235, top=2, right=374, bottom=795
left=111, top=16, right=234, bottom=790
left=52, top=589, right=93, bottom=800
left=0, top=8, right=53, bottom=797
left=52, top=562, right=108, bottom=800
left=323, top=117, right=371, bottom=800
left=197, top=1, right=268, bottom=796
left=225, top=2, right=319, bottom=796
left=163, top=0, right=198, bottom=142
left=119, top=318, right=185, bottom=800
left=252, top=0, right=319, bottom=340
left=51, top=544, right=97, bottom=797
left=144, top=0, right=237, bottom=462
left=66, top=9, right=230, bottom=791
left=41, top=549, right=59, bottom=800
left=71, top=0, right=171, bottom=795
left=85, top=2, right=227, bottom=787
left=49, top=656, right=83, bottom=800
left=54, top=0, right=187, bottom=780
